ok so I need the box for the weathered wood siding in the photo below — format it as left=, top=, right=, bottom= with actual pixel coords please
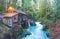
left=3, top=17, right=12, bottom=26
left=12, top=14, right=18, bottom=23
left=18, top=14, right=28, bottom=22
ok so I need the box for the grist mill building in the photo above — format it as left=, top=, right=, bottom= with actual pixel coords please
left=0, top=6, right=28, bottom=27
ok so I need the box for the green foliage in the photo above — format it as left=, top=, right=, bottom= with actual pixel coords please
left=0, top=23, right=6, bottom=27
left=0, top=0, right=60, bottom=38
left=0, top=30, right=3, bottom=33
left=15, top=27, right=23, bottom=38
left=25, top=32, right=31, bottom=35
left=0, top=0, right=17, bottom=13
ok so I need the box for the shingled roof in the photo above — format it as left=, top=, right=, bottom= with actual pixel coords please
left=3, top=13, right=18, bottom=17
left=14, top=9, right=26, bottom=15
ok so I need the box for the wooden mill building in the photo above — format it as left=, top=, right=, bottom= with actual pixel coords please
left=0, top=6, right=28, bottom=27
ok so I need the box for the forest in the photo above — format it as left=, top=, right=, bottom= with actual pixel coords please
left=0, top=0, right=60, bottom=39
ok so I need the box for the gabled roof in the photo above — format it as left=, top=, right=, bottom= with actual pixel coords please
left=3, top=13, right=18, bottom=17
left=14, top=9, right=26, bottom=15
left=0, top=8, right=27, bottom=18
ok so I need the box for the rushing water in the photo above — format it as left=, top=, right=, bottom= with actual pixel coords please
left=22, top=22, right=49, bottom=39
